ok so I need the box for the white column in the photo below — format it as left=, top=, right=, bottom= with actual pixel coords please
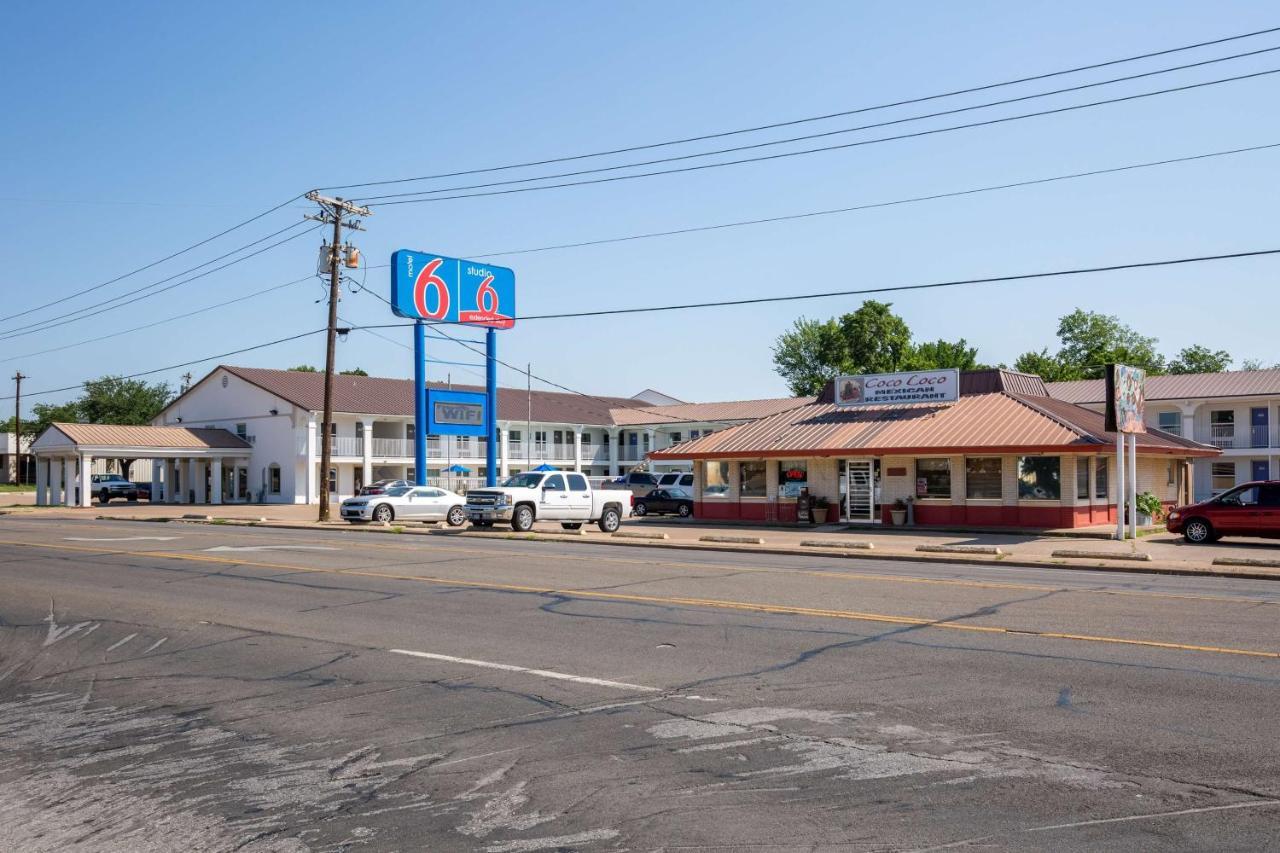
left=62, top=457, right=74, bottom=507
left=211, top=457, right=223, bottom=505
left=78, top=454, right=93, bottom=508
left=645, top=429, right=656, bottom=462
left=499, top=425, right=511, bottom=478
left=608, top=428, right=620, bottom=476
left=1114, top=434, right=1125, bottom=540
left=1126, top=432, right=1138, bottom=539
left=151, top=460, right=162, bottom=503
left=1180, top=404, right=1196, bottom=442
left=50, top=458, right=62, bottom=505
left=359, top=419, right=372, bottom=488
left=304, top=416, right=318, bottom=504
left=35, top=457, right=47, bottom=505
left=189, top=458, right=203, bottom=504
left=166, top=460, right=180, bottom=503
left=573, top=428, right=583, bottom=472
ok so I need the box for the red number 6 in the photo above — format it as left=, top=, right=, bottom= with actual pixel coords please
left=413, top=258, right=450, bottom=320
left=476, top=275, right=497, bottom=313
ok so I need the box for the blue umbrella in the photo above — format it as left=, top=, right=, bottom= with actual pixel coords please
left=533, top=463, right=558, bottom=472
left=445, top=464, right=471, bottom=474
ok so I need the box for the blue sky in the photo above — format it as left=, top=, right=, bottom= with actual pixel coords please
left=4, top=1, right=1280, bottom=411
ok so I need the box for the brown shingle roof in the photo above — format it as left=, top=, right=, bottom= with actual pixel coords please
left=653, top=371, right=1218, bottom=460
left=609, top=396, right=813, bottom=426
left=48, top=423, right=250, bottom=449
left=1048, top=369, right=1280, bottom=404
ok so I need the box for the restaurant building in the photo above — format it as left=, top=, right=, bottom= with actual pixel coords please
left=650, top=369, right=1218, bottom=528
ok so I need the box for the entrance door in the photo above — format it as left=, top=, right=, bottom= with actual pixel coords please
left=1251, top=408, right=1269, bottom=448
left=1252, top=460, right=1269, bottom=482
left=845, top=460, right=875, bottom=522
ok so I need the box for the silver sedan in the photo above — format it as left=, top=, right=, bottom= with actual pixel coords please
left=340, top=485, right=468, bottom=526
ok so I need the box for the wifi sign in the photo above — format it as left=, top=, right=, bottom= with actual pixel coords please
left=390, top=249, right=516, bottom=329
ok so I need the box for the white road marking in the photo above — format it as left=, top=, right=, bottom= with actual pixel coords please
left=64, top=536, right=179, bottom=542
left=143, top=637, right=168, bottom=653
left=389, top=649, right=658, bottom=692
left=43, top=611, right=93, bottom=647
left=106, top=633, right=138, bottom=652
left=1024, top=799, right=1280, bottom=831
left=202, top=545, right=338, bottom=553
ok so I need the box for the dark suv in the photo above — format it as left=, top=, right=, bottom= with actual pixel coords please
left=1167, top=480, right=1280, bottom=543
left=92, top=473, right=139, bottom=504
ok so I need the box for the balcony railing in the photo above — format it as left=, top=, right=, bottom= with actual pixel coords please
left=296, top=433, right=610, bottom=462
left=1197, top=424, right=1278, bottom=449
left=297, top=436, right=365, bottom=457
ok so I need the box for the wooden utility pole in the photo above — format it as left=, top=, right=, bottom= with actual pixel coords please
left=12, top=372, right=25, bottom=486
left=305, top=192, right=371, bottom=521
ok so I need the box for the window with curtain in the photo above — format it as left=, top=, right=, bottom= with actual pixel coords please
left=916, top=458, right=951, bottom=498
left=704, top=461, right=730, bottom=498
left=1075, top=458, right=1089, bottom=500
left=1018, top=457, right=1061, bottom=500
left=739, top=462, right=767, bottom=497
left=966, top=457, right=1002, bottom=499
left=1095, top=457, right=1108, bottom=499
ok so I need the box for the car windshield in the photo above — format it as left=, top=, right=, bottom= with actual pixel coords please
left=503, top=473, right=545, bottom=488
left=384, top=486, right=412, bottom=497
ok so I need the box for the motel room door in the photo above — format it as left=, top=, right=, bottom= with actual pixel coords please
left=844, top=459, right=876, bottom=522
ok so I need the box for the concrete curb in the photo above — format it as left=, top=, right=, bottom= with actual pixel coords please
left=916, top=544, right=1002, bottom=556
left=800, top=540, right=874, bottom=550
left=1051, top=549, right=1153, bottom=562
left=613, top=530, right=670, bottom=540
left=700, top=535, right=766, bottom=545
left=1213, top=556, right=1280, bottom=569
left=88, top=515, right=1280, bottom=583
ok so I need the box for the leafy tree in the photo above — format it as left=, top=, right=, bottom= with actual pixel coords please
left=837, top=301, right=913, bottom=374
left=29, top=402, right=83, bottom=436
left=79, top=377, right=172, bottom=426
left=1168, top=345, right=1232, bottom=375
left=288, top=364, right=319, bottom=372
left=1012, top=348, right=1082, bottom=382
left=905, top=338, right=983, bottom=371
left=1053, top=309, right=1164, bottom=378
left=339, top=367, right=369, bottom=376
left=771, top=317, right=848, bottom=396
left=1240, top=358, right=1279, bottom=371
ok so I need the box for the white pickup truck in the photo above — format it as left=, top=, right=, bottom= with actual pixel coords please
left=465, top=471, right=632, bottom=533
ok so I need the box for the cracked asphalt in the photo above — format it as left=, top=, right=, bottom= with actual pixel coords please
left=1, top=515, right=1279, bottom=851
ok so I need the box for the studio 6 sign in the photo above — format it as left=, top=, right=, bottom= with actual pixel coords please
left=390, top=249, right=516, bottom=329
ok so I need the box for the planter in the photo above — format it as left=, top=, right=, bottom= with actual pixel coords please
left=812, top=507, right=829, bottom=524
left=1136, top=511, right=1153, bottom=526
left=890, top=509, right=907, bottom=526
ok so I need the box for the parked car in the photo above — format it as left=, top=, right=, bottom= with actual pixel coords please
left=359, top=479, right=409, bottom=496
left=603, top=471, right=661, bottom=497
left=92, top=473, right=138, bottom=504
left=340, top=485, right=467, bottom=525
left=656, top=472, right=695, bottom=492
left=132, top=481, right=152, bottom=501
left=465, top=471, right=632, bottom=532
left=1167, top=480, right=1280, bottom=543
left=634, top=487, right=694, bottom=518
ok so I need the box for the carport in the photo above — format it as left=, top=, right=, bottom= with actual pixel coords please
left=30, top=423, right=252, bottom=507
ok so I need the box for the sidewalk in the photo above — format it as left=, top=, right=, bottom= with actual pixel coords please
left=7, top=499, right=1280, bottom=581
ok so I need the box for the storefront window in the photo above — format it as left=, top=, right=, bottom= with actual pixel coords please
left=965, top=457, right=1002, bottom=499
left=704, top=461, right=730, bottom=498
left=916, top=458, right=950, bottom=498
left=1094, top=457, right=1108, bottom=499
left=778, top=461, right=808, bottom=498
left=1018, top=457, right=1061, bottom=500
left=1075, top=457, right=1089, bottom=500
left=739, top=462, right=767, bottom=498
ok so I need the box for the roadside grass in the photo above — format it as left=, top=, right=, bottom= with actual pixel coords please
left=0, top=484, right=35, bottom=493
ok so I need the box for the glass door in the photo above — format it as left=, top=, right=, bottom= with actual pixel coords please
left=845, top=459, right=875, bottom=522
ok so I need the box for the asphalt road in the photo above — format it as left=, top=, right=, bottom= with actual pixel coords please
left=2, top=516, right=1279, bottom=852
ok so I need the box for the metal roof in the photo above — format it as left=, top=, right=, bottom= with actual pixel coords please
left=42, top=423, right=251, bottom=450
left=1048, top=369, right=1280, bottom=404
left=609, top=396, right=813, bottom=426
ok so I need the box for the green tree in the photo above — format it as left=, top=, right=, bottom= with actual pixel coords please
left=837, top=301, right=913, bottom=374
left=1240, top=358, right=1279, bottom=371
left=905, top=338, right=983, bottom=371
left=288, top=364, right=319, bottom=372
left=1012, top=348, right=1082, bottom=382
left=339, top=367, right=369, bottom=376
left=29, top=401, right=83, bottom=436
left=1053, top=309, right=1164, bottom=378
left=79, top=377, right=172, bottom=425
left=1168, top=345, right=1232, bottom=375
left=771, top=317, right=848, bottom=396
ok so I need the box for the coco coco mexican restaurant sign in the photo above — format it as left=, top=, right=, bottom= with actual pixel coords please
left=834, top=368, right=959, bottom=407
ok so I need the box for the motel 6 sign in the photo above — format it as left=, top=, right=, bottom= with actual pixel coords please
left=390, top=249, right=516, bottom=329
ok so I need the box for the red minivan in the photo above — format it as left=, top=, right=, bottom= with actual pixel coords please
left=1167, top=480, right=1280, bottom=543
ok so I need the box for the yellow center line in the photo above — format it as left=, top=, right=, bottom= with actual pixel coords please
left=3, top=538, right=1278, bottom=660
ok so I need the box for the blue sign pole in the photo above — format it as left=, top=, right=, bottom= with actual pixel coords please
left=413, top=320, right=427, bottom=486
left=486, top=327, right=497, bottom=486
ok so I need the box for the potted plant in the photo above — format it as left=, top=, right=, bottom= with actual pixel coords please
left=890, top=498, right=908, bottom=526
left=811, top=496, right=830, bottom=525
left=1135, top=491, right=1162, bottom=526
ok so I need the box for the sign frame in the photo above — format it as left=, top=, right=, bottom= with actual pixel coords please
left=1104, top=364, right=1147, bottom=434
left=833, top=368, right=960, bottom=407
left=426, top=389, right=488, bottom=437
left=391, top=249, right=516, bottom=329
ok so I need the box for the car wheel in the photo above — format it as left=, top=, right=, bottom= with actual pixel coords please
left=561, top=522, right=583, bottom=530
left=372, top=504, right=394, bottom=524
left=598, top=507, right=621, bottom=533
left=677, top=503, right=691, bottom=517
left=512, top=505, right=535, bottom=532
left=633, top=502, right=647, bottom=517
left=127, top=491, right=139, bottom=502
left=98, top=490, right=111, bottom=505
left=1182, top=518, right=1213, bottom=544
left=446, top=506, right=467, bottom=527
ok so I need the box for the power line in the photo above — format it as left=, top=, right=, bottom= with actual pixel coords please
left=318, top=25, right=1280, bottom=193
left=356, top=46, right=1280, bottom=203
left=515, top=247, right=1280, bottom=321
left=0, top=224, right=323, bottom=342
left=0, top=276, right=313, bottom=364
left=0, top=328, right=326, bottom=402
left=368, top=67, right=1280, bottom=207
left=0, top=194, right=305, bottom=324
left=458, top=141, right=1280, bottom=259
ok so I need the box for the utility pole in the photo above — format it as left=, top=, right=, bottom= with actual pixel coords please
left=12, top=372, right=25, bottom=486
left=527, top=363, right=533, bottom=469
left=305, top=191, right=372, bottom=521
left=180, top=372, right=193, bottom=393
